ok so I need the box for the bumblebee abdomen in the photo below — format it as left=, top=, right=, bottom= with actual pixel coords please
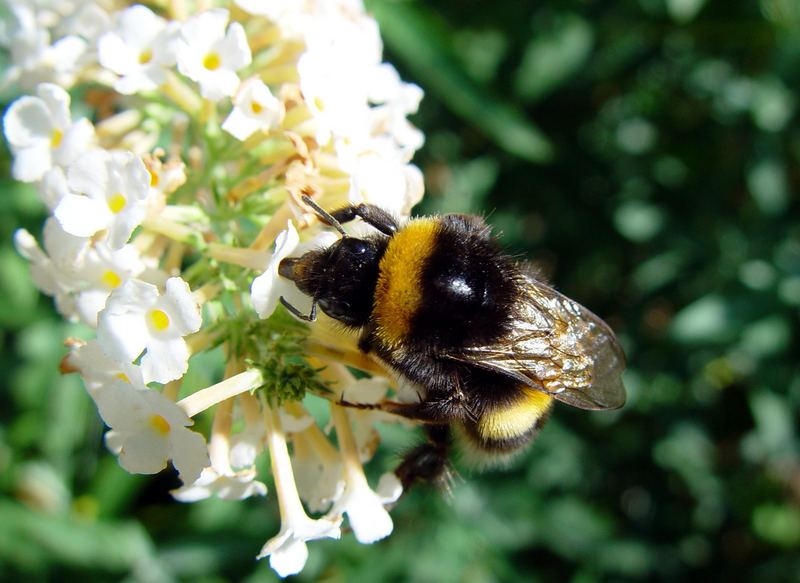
left=456, top=387, right=554, bottom=467
left=371, top=214, right=519, bottom=353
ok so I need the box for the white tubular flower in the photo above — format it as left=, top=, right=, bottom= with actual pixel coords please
left=234, top=0, right=298, bottom=22
left=98, top=5, right=179, bottom=95
left=1, top=5, right=88, bottom=91
left=297, top=50, right=371, bottom=146
left=94, top=379, right=209, bottom=484
left=229, top=393, right=265, bottom=470
left=222, top=79, right=284, bottom=141
left=176, top=9, right=252, bottom=101
left=14, top=217, right=87, bottom=320
left=65, top=339, right=145, bottom=395
left=37, top=167, right=70, bottom=210
left=72, top=242, right=148, bottom=327
left=348, top=153, right=425, bottom=218
left=292, top=426, right=345, bottom=513
left=258, top=403, right=341, bottom=578
left=328, top=404, right=402, bottom=544
left=58, top=149, right=151, bottom=248
left=172, top=466, right=267, bottom=501
left=341, top=377, right=398, bottom=462
left=56, top=2, right=112, bottom=44
left=96, top=277, right=202, bottom=384
left=251, top=221, right=305, bottom=319
left=2, top=83, right=94, bottom=182
left=172, top=399, right=267, bottom=501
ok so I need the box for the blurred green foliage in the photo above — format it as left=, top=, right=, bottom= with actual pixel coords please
left=2, top=0, right=800, bottom=581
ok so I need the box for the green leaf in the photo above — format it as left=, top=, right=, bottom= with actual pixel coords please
left=514, top=13, right=594, bottom=103
left=669, top=294, right=736, bottom=344
left=367, top=0, right=553, bottom=163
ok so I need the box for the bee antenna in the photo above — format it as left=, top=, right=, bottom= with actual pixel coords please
left=301, top=195, right=347, bottom=237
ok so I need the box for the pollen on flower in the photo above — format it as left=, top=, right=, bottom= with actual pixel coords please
left=138, top=49, right=153, bottom=65
left=50, top=129, right=63, bottom=148
left=314, top=97, right=325, bottom=112
left=149, top=414, right=171, bottom=435
left=108, top=193, right=127, bottom=214
left=149, top=309, right=171, bottom=331
left=251, top=101, right=263, bottom=114
left=149, top=170, right=159, bottom=187
left=203, top=53, right=221, bottom=71
left=115, top=372, right=131, bottom=383
left=102, top=270, right=123, bottom=289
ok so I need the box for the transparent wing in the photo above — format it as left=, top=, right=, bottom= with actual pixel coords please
left=444, top=275, right=626, bottom=410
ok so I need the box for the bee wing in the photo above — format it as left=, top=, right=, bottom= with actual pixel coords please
left=444, top=275, right=626, bottom=410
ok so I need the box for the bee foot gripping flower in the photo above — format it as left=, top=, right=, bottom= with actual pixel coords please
left=5, top=0, right=427, bottom=577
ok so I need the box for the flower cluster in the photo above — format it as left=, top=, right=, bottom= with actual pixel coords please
left=3, top=0, right=423, bottom=577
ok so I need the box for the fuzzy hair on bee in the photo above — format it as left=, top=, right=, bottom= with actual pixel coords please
left=279, top=196, right=626, bottom=490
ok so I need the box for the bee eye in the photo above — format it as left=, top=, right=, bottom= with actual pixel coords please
left=340, top=239, right=371, bottom=256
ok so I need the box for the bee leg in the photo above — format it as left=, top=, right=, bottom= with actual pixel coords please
left=337, top=398, right=460, bottom=424
left=395, top=425, right=455, bottom=492
left=279, top=296, right=317, bottom=322
left=329, top=204, right=398, bottom=236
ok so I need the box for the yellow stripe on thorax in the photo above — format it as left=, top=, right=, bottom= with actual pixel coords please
left=373, top=218, right=438, bottom=347
left=477, top=388, right=554, bottom=441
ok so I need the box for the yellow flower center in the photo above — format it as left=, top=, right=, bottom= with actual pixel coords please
left=138, top=49, right=153, bottom=64
left=149, top=170, right=159, bottom=187
left=102, top=270, right=122, bottom=289
left=251, top=100, right=263, bottom=114
left=50, top=129, right=63, bottom=148
left=314, top=96, right=325, bottom=112
left=107, top=193, right=127, bottom=214
left=203, top=52, right=221, bottom=70
left=149, top=414, right=171, bottom=435
left=149, top=309, right=170, bottom=331
left=115, top=372, right=131, bottom=383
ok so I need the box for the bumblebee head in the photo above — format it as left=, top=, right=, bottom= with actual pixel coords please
left=279, top=236, right=385, bottom=327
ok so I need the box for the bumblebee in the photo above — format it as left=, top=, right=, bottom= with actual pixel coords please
left=279, top=197, right=626, bottom=489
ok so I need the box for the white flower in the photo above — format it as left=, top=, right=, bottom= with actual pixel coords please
left=347, top=153, right=424, bottom=218
left=229, top=429, right=262, bottom=470
left=37, top=167, right=70, bottom=210
left=14, top=218, right=87, bottom=320
left=251, top=220, right=305, bottom=319
left=171, top=398, right=267, bottom=500
left=172, top=466, right=267, bottom=501
left=58, top=149, right=151, bottom=248
left=329, top=404, right=402, bottom=543
left=329, top=471, right=402, bottom=545
left=65, top=338, right=145, bottom=395
left=98, top=5, right=179, bottom=95
left=72, top=242, right=148, bottom=327
left=342, top=378, right=397, bottom=462
left=94, top=379, right=209, bottom=483
left=176, top=9, right=252, bottom=101
left=55, top=2, right=112, bottom=44
left=1, top=5, right=88, bottom=90
left=96, top=277, right=202, bottom=384
left=259, top=404, right=341, bottom=577
left=3, top=83, right=94, bottom=182
left=292, top=429, right=345, bottom=513
left=297, top=50, right=371, bottom=146
left=222, top=78, right=283, bottom=141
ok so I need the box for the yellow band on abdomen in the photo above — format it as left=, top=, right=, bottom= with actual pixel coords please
left=373, top=218, right=438, bottom=348
left=477, top=388, right=554, bottom=442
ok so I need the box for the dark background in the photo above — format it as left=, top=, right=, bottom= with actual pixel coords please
left=1, top=0, right=799, bottom=581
